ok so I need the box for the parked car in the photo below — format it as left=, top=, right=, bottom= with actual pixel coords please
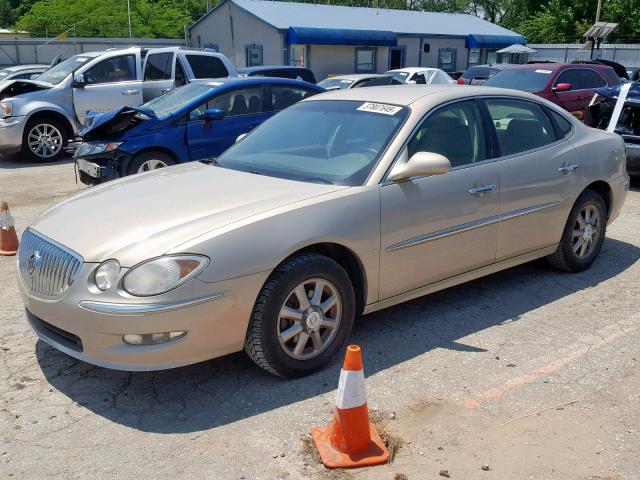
left=385, top=67, right=454, bottom=85
left=0, top=64, right=49, bottom=83
left=318, top=74, right=402, bottom=90
left=238, top=66, right=316, bottom=84
left=483, top=63, right=620, bottom=119
left=456, top=64, right=510, bottom=85
left=18, top=85, right=629, bottom=377
left=75, top=77, right=324, bottom=185
left=585, top=82, right=640, bottom=176
left=0, top=46, right=237, bottom=162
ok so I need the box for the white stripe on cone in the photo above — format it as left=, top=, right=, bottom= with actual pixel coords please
left=0, top=210, right=14, bottom=230
left=335, top=369, right=367, bottom=410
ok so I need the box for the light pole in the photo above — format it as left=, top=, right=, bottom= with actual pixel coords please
left=595, top=0, right=602, bottom=23
left=127, top=0, right=132, bottom=38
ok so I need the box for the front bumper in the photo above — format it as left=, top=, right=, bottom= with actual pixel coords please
left=0, top=115, right=27, bottom=155
left=19, top=262, right=269, bottom=371
left=74, top=149, right=131, bottom=185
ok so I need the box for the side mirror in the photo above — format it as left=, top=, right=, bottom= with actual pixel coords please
left=552, top=82, right=572, bottom=93
left=387, top=151, right=451, bottom=182
left=236, top=133, right=247, bottom=143
left=201, top=108, right=225, bottom=122
left=72, top=72, right=86, bottom=88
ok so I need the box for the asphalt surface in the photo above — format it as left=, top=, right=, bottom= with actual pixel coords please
left=1, top=158, right=639, bottom=479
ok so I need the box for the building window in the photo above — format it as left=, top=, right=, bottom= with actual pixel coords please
left=486, top=50, right=498, bottom=65
left=438, top=48, right=457, bottom=72
left=290, top=45, right=306, bottom=67
left=356, top=47, right=376, bottom=73
left=468, top=49, right=480, bottom=67
left=245, top=44, right=263, bottom=67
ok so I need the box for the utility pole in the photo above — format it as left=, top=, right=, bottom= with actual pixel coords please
left=127, top=0, right=132, bottom=38
left=595, top=0, right=602, bottom=23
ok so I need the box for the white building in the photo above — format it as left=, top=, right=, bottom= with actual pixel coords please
left=188, top=0, right=525, bottom=80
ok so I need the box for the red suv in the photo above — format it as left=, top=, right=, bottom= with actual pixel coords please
left=483, top=63, right=620, bottom=120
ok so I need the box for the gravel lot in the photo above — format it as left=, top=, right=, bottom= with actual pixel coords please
left=1, top=158, right=639, bottom=480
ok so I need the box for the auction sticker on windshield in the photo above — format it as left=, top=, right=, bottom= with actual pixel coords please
left=357, top=102, right=403, bottom=115
left=535, top=69, right=553, bottom=74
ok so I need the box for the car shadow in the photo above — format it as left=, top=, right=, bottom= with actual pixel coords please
left=36, top=237, right=639, bottom=433
left=0, top=155, right=73, bottom=169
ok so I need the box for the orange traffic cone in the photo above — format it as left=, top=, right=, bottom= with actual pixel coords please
left=312, top=344, right=389, bottom=468
left=0, top=201, right=19, bottom=256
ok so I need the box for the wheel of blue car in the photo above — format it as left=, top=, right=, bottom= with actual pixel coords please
left=128, top=151, right=175, bottom=175
left=21, top=117, right=68, bottom=162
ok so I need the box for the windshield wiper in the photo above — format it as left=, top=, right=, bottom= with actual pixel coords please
left=299, top=177, right=334, bottom=185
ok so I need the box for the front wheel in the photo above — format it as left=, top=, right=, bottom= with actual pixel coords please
left=546, top=189, right=607, bottom=272
left=245, top=253, right=355, bottom=377
left=21, top=117, right=68, bottom=162
left=127, top=151, right=175, bottom=176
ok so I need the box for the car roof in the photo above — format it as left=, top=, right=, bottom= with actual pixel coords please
left=467, top=64, right=511, bottom=70
left=500, top=62, right=614, bottom=72
left=322, top=74, right=384, bottom=81
left=4, top=64, right=48, bottom=71
left=238, top=66, right=310, bottom=73
left=190, top=76, right=322, bottom=89
left=387, top=67, right=443, bottom=74
left=307, top=84, right=550, bottom=107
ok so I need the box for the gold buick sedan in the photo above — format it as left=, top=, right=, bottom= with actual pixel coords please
left=17, top=85, right=629, bottom=377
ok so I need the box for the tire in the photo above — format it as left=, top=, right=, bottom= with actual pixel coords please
left=21, top=117, right=68, bottom=162
left=244, top=253, right=356, bottom=378
left=546, top=189, right=607, bottom=272
left=127, top=151, right=175, bottom=176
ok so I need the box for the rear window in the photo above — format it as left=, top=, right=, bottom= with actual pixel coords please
left=484, top=68, right=553, bottom=92
left=144, top=52, right=173, bottom=81
left=462, top=67, right=495, bottom=80
left=186, top=55, right=229, bottom=79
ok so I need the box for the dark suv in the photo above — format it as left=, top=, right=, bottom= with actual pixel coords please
left=483, top=63, right=620, bottom=119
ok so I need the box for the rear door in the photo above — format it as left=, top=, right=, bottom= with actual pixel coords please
left=72, top=52, right=143, bottom=124
left=142, top=51, right=175, bottom=102
left=551, top=68, right=606, bottom=118
left=186, top=85, right=267, bottom=159
left=183, top=54, right=231, bottom=80
left=481, top=97, right=579, bottom=260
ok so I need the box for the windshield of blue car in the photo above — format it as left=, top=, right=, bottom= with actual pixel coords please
left=483, top=68, right=553, bottom=92
left=36, top=55, right=92, bottom=85
left=142, top=82, right=216, bottom=119
left=215, top=100, right=408, bottom=186
left=317, top=78, right=354, bottom=90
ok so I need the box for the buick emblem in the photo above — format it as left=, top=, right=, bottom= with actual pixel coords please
left=27, top=251, right=42, bottom=276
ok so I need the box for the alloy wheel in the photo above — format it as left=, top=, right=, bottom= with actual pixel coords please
left=277, top=278, right=342, bottom=360
left=28, top=123, right=62, bottom=159
left=572, top=204, right=600, bottom=259
left=138, top=159, right=169, bottom=172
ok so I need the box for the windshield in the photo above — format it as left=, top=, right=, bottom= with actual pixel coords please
left=484, top=68, right=553, bottom=92
left=317, top=78, right=355, bottom=90
left=142, top=82, right=216, bottom=119
left=387, top=71, right=409, bottom=82
left=215, top=100, right=408, bottom=186
left=37, top=55, right=92, bottom=85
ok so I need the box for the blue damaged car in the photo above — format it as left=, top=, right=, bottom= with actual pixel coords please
left=74, top=77, right=324, bottom=185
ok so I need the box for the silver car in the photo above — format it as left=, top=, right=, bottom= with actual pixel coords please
left=17, top=85, right=629, bottom=377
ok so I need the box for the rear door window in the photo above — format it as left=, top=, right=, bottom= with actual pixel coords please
left=546, top=108, right=573, bottom=139
left=554, top=68, right=606, bottom=90
left=186, top=55, right=229, bottom=79
left=144, top=52, right=173, bottom=81
left=190, top=86, right=263, bottom=120
left=484, top=98, right=557, bottom=157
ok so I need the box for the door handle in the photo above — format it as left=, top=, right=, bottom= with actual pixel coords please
left=121, top=89, right=139, bottom=96
left=558, top=164, right=579, bottom=174
left=468, top=184, right=496, bottom=195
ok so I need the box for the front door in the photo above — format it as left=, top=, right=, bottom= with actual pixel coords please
left=389, top=47, right=405, bottom=70
left=72, top=54, right=143, bottom=124
left=550, top=68, right=607, bottom=118
left=187, top=85, right=269, bottom=160
left=481, top=97, right=579, bottom=261
left=379, top=100, right=500, bottom=299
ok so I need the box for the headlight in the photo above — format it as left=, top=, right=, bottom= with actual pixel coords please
left=75, top=142, right=122, bottom=157
left=122, top=255, right=209, bottom=297
left=94, top=259, right=120, bottom=291
left=0, top=102, right=12, bottom=118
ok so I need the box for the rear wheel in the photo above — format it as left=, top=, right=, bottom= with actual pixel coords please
left=21, top=117, right=68, bottom=162
left=546, top=190, right=607, bottom=272
left=245, top=253, right=355, bottom=377
left=127, top=151, right=175, bottom=175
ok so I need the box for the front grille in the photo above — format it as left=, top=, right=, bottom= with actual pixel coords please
left=26, top=309, right=83, bottom=352
left=18, top=229, right=83, bottom=299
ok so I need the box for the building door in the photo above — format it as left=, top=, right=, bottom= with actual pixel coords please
left=389, top=47, right=405, bottom=70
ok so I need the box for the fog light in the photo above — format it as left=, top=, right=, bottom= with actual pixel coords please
left=122, top=331, right=186, bottom=345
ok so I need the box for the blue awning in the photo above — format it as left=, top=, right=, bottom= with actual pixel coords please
left=466, top=34, right=526, bottom=49
left=287, top=27, right=397, bottom=46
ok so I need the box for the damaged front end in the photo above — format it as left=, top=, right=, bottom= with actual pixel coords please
left=586, top=83, right=640, bottom=176
left=0, top=80, right=51, bottom=101
left=75, top=106, right=156, bottom=185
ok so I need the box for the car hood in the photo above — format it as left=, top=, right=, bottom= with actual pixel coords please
left=0, top=79, right=51, bottom=100
left=30, top=162, right=346, bottom=265
left=80, top=106, right=158, bottom=141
